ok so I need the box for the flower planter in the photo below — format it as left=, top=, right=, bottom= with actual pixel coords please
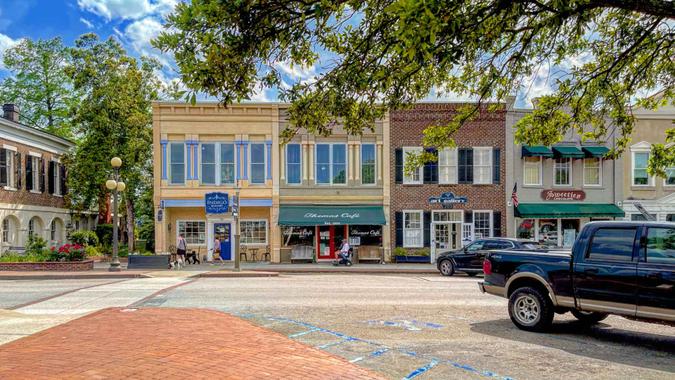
left=0, top=260, right=94, bottom=271
left=127, top=255, right=170, bottom=269
left=394, top=255, right=431, bottom=263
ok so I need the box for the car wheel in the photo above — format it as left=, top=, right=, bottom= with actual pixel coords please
left=570, top=309, right=608, bottom=324
left=508, top=287, right=554, bottom=332
left=439, top=260, right=454, bottom=276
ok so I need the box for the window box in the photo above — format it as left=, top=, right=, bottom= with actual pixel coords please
left=394, top=255, right=431, bottom=263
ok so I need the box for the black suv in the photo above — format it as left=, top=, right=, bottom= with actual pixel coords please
left=436, top=238, right=542, bottom=276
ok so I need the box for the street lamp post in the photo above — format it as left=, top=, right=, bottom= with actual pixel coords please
left=105, top=157, right=125, bottom=272
left=233, top=179, right=241, bottom=272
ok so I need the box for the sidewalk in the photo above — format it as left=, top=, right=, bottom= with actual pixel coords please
left=188, top=262, right=439, bottom=274
left=0, top=307, right=384, bottom=380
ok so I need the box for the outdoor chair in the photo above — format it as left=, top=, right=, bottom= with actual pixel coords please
left=262, top=246, right=271, bottom=261
left=239, top=246, right=248, bottom=262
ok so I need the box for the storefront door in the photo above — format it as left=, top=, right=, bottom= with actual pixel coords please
left=214, top=223, right=232, bottom=260
left=432, top=223, right=462, bottom=261
left=316, top=225, right=347, bottom=260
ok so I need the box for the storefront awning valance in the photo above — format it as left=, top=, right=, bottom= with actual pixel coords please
left=522, top=145, right=553, bottom=158
left=515, top=203, right=625, bottom=218
left=582, top=146, right=610, bottom=158
left=278, top=205, right=386, bottom=226
left=552, top=146, right=585, bottom=158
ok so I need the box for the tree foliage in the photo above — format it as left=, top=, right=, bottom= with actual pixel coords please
left=155, top=0, right=675, bottom=173
left=0, top=37, right=79, bottom=139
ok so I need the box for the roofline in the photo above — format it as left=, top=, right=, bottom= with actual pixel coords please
left=0, top=116, right=74, bottom=147
left=153, top=99, right=508, bottom=107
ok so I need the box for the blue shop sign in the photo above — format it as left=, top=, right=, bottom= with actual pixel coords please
left=205, top=192, right=229, bottom=214
left=429, top=192, right=468, bottom=208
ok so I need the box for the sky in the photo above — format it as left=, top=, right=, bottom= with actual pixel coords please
left=0, top=0, right=554, bottom=106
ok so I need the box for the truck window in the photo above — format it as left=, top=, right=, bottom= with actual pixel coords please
left=646, top=228, right=675, bottom=264
left=587, top=228, right=637, bottom=262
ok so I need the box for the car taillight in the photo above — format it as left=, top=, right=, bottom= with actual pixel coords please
left=483, top=259, right=492, bottom=275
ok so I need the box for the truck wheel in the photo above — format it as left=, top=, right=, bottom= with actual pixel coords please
left=439, top=260, right=454, bottom=276
left=508, top=287, right=554, bottom=332
left=571, top=310, right=608, bottom=324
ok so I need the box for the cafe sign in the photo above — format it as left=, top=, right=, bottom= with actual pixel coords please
left=541, top=189, right=586, bottom=201
left=205, top=192, right=229, bottom=214
left=304, top=212, right=360, bottom=225
left=429, top=192, right=468, bottom=208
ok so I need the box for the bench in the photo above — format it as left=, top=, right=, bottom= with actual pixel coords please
left=355, top=246, right=383, bottom=264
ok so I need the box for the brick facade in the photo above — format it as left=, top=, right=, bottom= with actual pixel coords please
left=389, top=103, right=506, bottom=255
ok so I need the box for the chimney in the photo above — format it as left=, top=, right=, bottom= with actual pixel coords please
left=2, top=104, right=19, bottom=122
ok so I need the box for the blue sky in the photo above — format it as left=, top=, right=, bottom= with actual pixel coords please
left=0, top=0, right=554, bottom=106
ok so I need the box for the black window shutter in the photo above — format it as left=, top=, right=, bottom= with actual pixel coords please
left=395, top=212, right=403, bottom=247
left=423, top=148, right=438, bottom=184
left=493, top=211, right=502, bottom=237
left=466, top=148, right=473, bottom=183
left=423, top=211, right=431, bottom=247
left=458, top=148, right=474, bottom=184
left=60, top=164, right=67, bottom=195
left=25, top=157, right=33, bottom=191
left=395, top=149, right=403, bottom=184
left=0, top=148, right=7, bottom=186
left=464, top=211, right=473, bottom=224
left=492, top=148, right=500, bottom=184
left=15, top=152, right=21, bottom=190
left=48, top=161, right=55, bottom=194
left=39, top=158, right=45, bottom=192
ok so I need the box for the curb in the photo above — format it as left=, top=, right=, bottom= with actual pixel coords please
left=198, top=271, right=279, bottom=278
left=240, top=268, right=439, bottom=275
left=0, top=271, right=150, bottom=280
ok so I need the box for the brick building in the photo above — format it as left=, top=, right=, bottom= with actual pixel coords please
left=0, top=104, right=96, bottom=252
left=390, top=103, right=506, bottom=262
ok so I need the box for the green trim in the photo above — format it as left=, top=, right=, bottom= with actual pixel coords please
left=515, top=203, right=625, bottom=218
left=521, top=145, right=554, bottom=158
left=552, top=146, right=585, bottom=158
left=279, top=205, right=386, bottom=226
left=582, top=146, right=610, bottom=158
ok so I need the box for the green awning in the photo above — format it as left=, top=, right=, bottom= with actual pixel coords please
left=552, top=146, right=585, bottom=158
left=515, top=203, right=625, bottom=218
left=522, top=145, right=554, bottom=158
left=278, top=205, right=386, bottom=226
left=582, top=146, right=610, bottom=158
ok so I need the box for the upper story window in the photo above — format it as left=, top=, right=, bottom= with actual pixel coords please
left=250, top=143, right=266, bottom=184
left=583, top=158, right=601, bottom=186
left=316, top=143, right=347, bottom=185
left=52, top=162, right=60, bottom=195
left=286, top=144, right=301, bottom=185
left=169, top=142, right=185, bottom=185
left=26, top=155, right=41, bottom=192
left=554, top=158, right=571, bottom=186
left=220, top=143, right=235, bottom=185
left=632, top=151, right=651, bottom=186
left=0, top=148, right=16, bottom=189
left=402, top=147, right=422, bottom=185
left=473, top=147, right=493, bottom=184
left=200, top=144, right=216, bottom=185
left=523, top=156, right=542, bottom=186
left=439, top=148, right=458, bottom=184
left=47, top=161, right=64, bottom=196
left=361, top=144, right=376, bottom=185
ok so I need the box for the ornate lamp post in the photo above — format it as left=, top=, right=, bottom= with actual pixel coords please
left=233, top=178, right=241, bottom=272
left=105, top=157, right=125, bottom=272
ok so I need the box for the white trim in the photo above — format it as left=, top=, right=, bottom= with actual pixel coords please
left=438, top=147, right=458, bottom=184
left=2, top=144, right=17, bottom=152
left=176, top=219, right=207, bottom=245
left=248, top=142, right=267, bottom=185
left=631, top=150, right=654, bottom=187
left=285, top=143, right=303, bottom=185
left=583, top=157, right=602, bottom=187
left=473, top=147, right=493, bottom=184
left=199, top=142, right=218, bottom=185
left=472, top=210, right=493, bottom=238
left=402, top=209, right=424, bottom=248
left=522, top=156, right=542, bottom=186
left=315, top=142, right=348, bottom=185
left=360, top=143, right=377, bottom=185
left=553, top=157, right=572, bottom=187
left=168, top=141, right=186, bottom=185
left=402, top=147, right=423, bottom=185
left=239, top=218, right=269, bottom=245
left=28, top=151, right=42, bottom=158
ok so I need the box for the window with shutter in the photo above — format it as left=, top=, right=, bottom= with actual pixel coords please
left=423, top=149, right=438, bottom=184
left=473, top=147, right=493, bottom=184
left=458, top=148, right=473, bottom=184
left=402, top=147, right=423, bottom=184
left=439, top=148, right=458, bottom=184
left=60, top=164, right=67, bottom=195
left=395, top=149, right=403, bottom=184
left=395, top=212, right=403, bottom=247
left=25, top=157, right=33, bottom=191
left=48, top=161, right=55, bottom=194
left=492, top=148, right=500, bottom=184
left=0, top=148, right=6, bottom=187
left=15, top=152, right=21, bottom=190
left=39, top=158, right=45, bottom=192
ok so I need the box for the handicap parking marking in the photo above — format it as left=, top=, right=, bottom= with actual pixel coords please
left=365, top=318, right=444, bottom=331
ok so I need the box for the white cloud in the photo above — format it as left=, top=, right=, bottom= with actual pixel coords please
left=79, top=17, right=94, bottom=29
left=77, top=0, right=179, bottom=21
left=518, top=63, right=555, bottom=107
left=0, top=33, right=19, bottom=69
left=123, top=17, right=169, bottom=66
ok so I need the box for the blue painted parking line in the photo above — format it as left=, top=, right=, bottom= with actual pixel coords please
left=403, top=359, right=439, bottom=379
left=288, top=328, right=320, bottom=338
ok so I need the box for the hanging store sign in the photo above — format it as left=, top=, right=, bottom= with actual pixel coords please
left=540, top=189, right=586, bottom=201
left=429, top=192, right=468, bottom=208
left=205, top=192, right=229, bottom=214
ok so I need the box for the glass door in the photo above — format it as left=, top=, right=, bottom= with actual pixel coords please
left=318, top=226, right=333, bottom=259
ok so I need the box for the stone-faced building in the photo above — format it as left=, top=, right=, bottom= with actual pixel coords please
left=0, top=104, right=96, bottom=251
left=390, top=103, right=506, bottom=262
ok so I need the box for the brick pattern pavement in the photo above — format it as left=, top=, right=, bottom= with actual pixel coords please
left=0, top=307, right=385, bottom=380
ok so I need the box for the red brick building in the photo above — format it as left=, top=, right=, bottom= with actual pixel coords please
left=390, top=103, right=506, bottom=262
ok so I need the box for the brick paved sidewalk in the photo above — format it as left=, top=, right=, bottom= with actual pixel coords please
left=0, top=307, right=384, bottom=380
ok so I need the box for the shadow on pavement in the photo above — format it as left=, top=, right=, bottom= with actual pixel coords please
left=471, top=318, right=675, bottom=373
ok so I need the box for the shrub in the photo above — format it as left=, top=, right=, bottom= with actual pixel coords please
left=56, top=244, right=86, bottom=262
left=0, top=252, right=48, bottom=262
left=26, top=235, right=48, bottom=256
left=71, top=231, right=99, bottom=247
left=417, top=248, right=431, bottom=257
left=393, top=247, right=408, bottom=257
left=85, top=245, right=100, bottom=257
left=95, top=224, right=113, bottom=246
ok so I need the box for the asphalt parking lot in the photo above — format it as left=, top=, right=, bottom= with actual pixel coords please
left=139, top=274, right=675, bottom=380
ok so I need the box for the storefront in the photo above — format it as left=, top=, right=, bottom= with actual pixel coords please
left=278, top=205, right=386, bottom=262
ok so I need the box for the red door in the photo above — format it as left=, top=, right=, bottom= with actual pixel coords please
left=316, top=225, right=348, bottom=260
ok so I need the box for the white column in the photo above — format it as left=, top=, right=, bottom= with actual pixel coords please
left=308, top=143, right=314, bottom=181
left=280, top=144, right=286, bottom=182
left=377, top=142, right=383, bottom=182
left=354, top=143, right=361, bottom=181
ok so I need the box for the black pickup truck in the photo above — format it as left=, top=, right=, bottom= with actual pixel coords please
left=479, top=221, right=675, bottom=332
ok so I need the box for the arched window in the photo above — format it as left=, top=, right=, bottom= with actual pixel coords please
left=50, top=218, right=64, bottom=244
left=28, top=217, right=43, bottom=240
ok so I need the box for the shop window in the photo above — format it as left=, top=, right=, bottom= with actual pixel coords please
left=632, top=151, right=651, bottom=186
left=473, top=147, right=493, bottom=184
left=561, top=219, right=580, bottom=248
left=583, top=158, right=601, bottom=186
left=169, top=142, right=185, bottom=185
left=473, top=211, right=492, bottom=239
left=516, top=219, right=535, bottom=239
left=349, top=225, right=382, bottom=246
left=523, top=157, right=541, bottom=186
left=282, top=226, right=314, bottom=247
left=432, top=210, right=463, bottom=223
left=403, top=211, right=423, bottom=247
left=220, top=143, right=235, bottom=184
left=286, top=144, right=301, bottom=184
left=201, top=144, right=216, bottom=185
left=361, top=144, right=376, bottom=185
left=646, top=227, right=675, bottom=264
left=0, top=148, right=16, bottom=188
left=177, top=221, right=205, bottom=245
left=403, top=147, right=422, bottom=184
left=588, top=228, right=637, bottom=262
left=554, top=158, right=571, bottom=186
left=316, top=144, right=347, bottom=185
left=439, top=148, right=458, bottom=184
left=241, top=220, right=267, bottom=244
left=250, top=143, right=265, bottom=184
left=538, top=219, right=558, bottom=246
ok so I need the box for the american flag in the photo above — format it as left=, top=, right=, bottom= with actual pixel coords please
left=511, top=182, right=519, bottom=208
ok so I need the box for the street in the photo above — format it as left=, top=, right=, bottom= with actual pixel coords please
left=0, top=273, right=672, bottom=379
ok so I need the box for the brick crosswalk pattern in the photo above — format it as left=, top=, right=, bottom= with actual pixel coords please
left=0, top=307, right=385, bottom=379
